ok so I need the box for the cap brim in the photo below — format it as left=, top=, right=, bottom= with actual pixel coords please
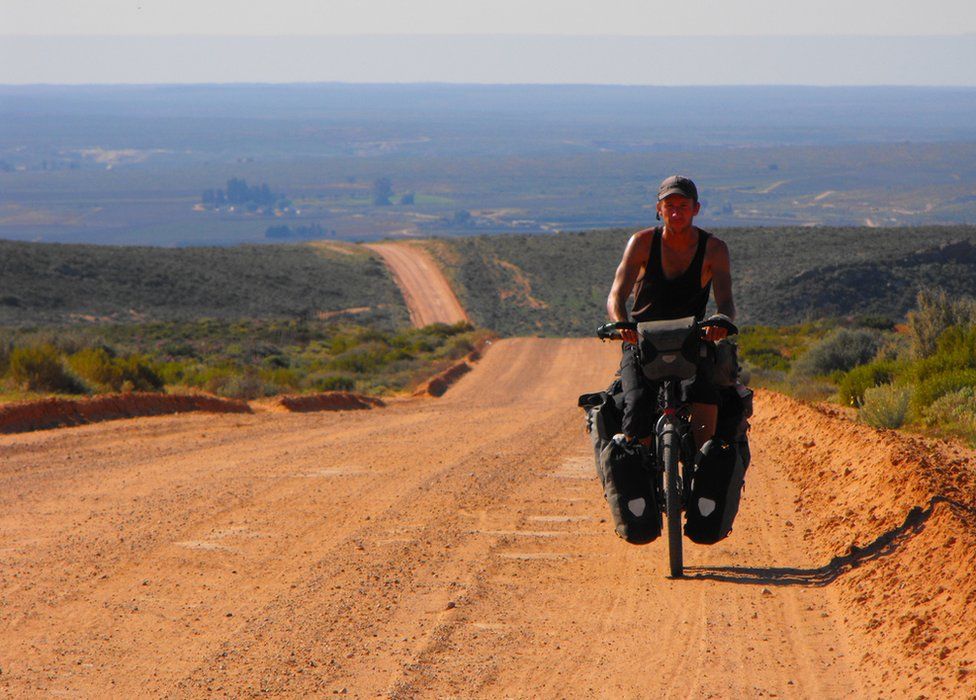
left=657, top=187, right=695, bottom=201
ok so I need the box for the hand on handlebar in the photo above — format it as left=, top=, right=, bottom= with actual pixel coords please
left=702, top=325, right=728, bottom=342
left=620, top=328, right=640, bottom=344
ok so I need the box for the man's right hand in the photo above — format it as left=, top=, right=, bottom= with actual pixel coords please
left=620, top=328, right=639, bottom=345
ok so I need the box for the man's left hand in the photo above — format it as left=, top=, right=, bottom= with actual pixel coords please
left=703, top=325, right=728, bottom=342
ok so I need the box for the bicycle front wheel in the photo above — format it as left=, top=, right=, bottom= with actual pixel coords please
left=661, top=429, right=683, bottom=578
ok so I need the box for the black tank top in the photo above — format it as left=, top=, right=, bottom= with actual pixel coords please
left=631, top=227, right=711, bottom=322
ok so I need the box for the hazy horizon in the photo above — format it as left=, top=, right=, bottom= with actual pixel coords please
left=3, top=35, right=975, bottom=86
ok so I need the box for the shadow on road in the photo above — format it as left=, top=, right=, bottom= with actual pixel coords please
left=684, top=495, right=972, bottom=587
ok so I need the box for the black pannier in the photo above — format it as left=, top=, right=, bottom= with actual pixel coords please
left=684, top=383, right=753, bottom=544
left=598, top=439, right=662, bottom=544
left=578, top=381, right=623, bottom=474
left=579, top=383, right=660, bottom=544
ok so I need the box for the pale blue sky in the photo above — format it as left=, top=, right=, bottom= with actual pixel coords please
left=2, top=1, right=975, bottom=84
left=4, top=0, right=976, bottom=36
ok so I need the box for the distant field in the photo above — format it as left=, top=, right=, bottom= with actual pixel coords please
left=2, top=84, right=976, bottom=246
left=428, top=225, right=976, bottom=334
left=0, top=240, right=408, bottom=327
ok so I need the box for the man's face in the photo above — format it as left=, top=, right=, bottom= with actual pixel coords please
left=657, top=194, right=700, bottom=230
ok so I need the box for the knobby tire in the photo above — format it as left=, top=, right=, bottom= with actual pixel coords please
left=662, top=429, right=683, bottom=578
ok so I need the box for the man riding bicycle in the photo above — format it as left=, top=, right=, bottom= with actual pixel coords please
left=607, top=175, right=736, bottom=450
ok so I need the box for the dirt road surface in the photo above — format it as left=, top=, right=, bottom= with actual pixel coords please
left=4, top=335, right=973, bottom=697
left=366, top=243, right=469, bottom=327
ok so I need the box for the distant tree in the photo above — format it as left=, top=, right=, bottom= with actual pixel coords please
left=399, top=192, right=415, bottom=205
left=226, top=177, right=249, bottom=204
left=265, top=223, right=328, bottom=241
left=372, top=178, right=393, bottom=206
left=451, top=210, right=473, bottom=226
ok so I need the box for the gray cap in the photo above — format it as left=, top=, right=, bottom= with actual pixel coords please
left=657, top=175, right=698, bottom=202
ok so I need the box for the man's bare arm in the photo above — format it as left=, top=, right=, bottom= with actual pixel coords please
left=703, top=238, right=735, bottom=342
left=607, top=232, right=650, bottom=323
left=709, top=239, right=735, bottom=321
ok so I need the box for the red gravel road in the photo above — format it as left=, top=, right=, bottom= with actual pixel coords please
left=366, top=242, right=469, bottom=327
left=2, top=337, right=972, bottom=697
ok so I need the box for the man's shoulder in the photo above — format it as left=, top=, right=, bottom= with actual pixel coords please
left=701, top=228, right=729, bottom=256
left=629, top=226, right=658, bottom=246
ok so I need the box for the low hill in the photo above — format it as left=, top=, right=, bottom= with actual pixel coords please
left=0, top=240, right=408, bottom=327
left=428, top=225, right=976, bottom=334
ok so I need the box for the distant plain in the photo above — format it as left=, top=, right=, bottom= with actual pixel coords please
left=2, top=84, right=976, bottom=246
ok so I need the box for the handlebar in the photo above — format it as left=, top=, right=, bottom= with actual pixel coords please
left=596, top=317, right=739, bottom=341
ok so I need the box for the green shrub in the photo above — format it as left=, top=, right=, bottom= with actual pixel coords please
left=8, top=344, right=87, bottom=394
left=328, top=342, right=390, bottom=373
left=220, top=370, right=274, bottom=400
left=909, top=325, right=976, bottom=383
left=922, top=387, right=976, bottom=431
left=859, top=384, right=911, bottom=429
left=906, top=289, right=976, bottom=359
left=791, top=328, right=881, bottom=378
left=912, top=369, right=976, bottom=411
left=837, top=361, right=899, bottom=407
left=68, top=347, right=120, bottom=389
left=264, top=367, right=301, bottom=389
left=0, top=339, right=11, bottom=375
left=875, top=332, right=911, bottom=362
left=741, top=347, right=789, bottom=371
left=305, top=372, right=356, bottom=392
left=116, top=355, right=164, bottom=391
left=787, top=377, right=836, bottom=402
left=68, top=348, right=163, bottom=392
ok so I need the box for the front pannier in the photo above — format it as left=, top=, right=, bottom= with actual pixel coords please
left=683, top=438, right=747, bottom=545
left=598, top=440, right=662, bottom=544
left=637, top=316, right=700, bottom=381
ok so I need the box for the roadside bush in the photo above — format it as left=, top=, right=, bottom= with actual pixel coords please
left=837, top=360, right=900, bottom=407
left=305, top=372, right=356, bottom=392
left=912, top=369, right=976, bottom=412
left=906, top=289, right=976, bottom=359
left=328, top=342, right=390, bottom=373
left=0, top=338, right=11, bottom=375
left=922, top=387, right=976, bottom=433
left=791, top=328, right=881, bottom=378
left=875, top=332, right=911, bottom=362
left=220, top=369, right=275, bottom=400
left=909, top=325, right=976, bottom=381
left=8, top=344, right=87, bottom=394
left=68, top=348, right=163, bottom=392
left=68, top=347, right=120, bottom=389
left=787, top=376, right=836, bottom=402
left=859, top=384, right=911, bottom=429
left=116, top=355, right=164, bottom=392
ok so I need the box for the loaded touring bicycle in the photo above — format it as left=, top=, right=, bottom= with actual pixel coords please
left=579, top=316, right=752, bottom=578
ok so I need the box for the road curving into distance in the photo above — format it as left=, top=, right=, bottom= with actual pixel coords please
left=366, top=242, right=469, bottom=327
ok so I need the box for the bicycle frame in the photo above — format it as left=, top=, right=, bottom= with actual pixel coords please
left=654, top=379, right=696, bottom=577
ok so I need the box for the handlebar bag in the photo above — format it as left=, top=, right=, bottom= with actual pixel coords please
left=684, top=437, right=747, bottom=545
left=637, top=316, right=700, bottom=381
